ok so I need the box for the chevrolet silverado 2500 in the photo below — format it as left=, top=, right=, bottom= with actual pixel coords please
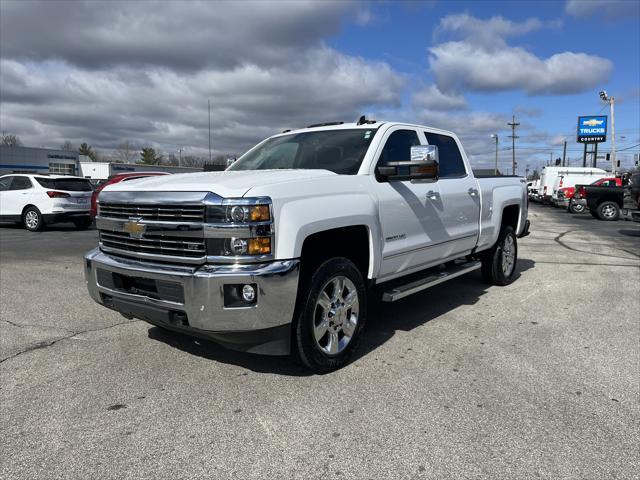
left=85, top=120, right=530, bottom=372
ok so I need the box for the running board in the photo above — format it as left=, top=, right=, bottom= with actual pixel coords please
left=381, top=261, right=481, bottom=302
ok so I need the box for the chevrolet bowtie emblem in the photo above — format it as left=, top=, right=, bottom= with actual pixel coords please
left=123, top=217, right=146, bottom=238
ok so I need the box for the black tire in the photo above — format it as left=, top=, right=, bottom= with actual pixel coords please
left=481, top=225, right=518, bottom=286
left=73, top=216, right=92, bottom=229
left=596, top=201, right=619, bottom=221
left=293, top=257, right=367, bottom=373
left=589, top=209, right=599, bottom=219
left=23, top=206, right=44, bottom=232
left=569, top=202, right=585, bottom=214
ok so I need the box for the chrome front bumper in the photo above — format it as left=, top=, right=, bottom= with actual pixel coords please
left=84, top=249, right=300, bottom=354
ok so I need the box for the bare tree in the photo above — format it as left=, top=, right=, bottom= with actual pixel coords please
left=116, top=140, right=136, bottom=163
left=1, top=133, right=22, bottom=146
left=60, top=140, right=75, bottom=151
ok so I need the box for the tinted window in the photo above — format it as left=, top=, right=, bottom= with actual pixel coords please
left=378, top=129, right=420, bottom=167
left=10, top=177, right=32, bottom=190
left=35, top=178, right=93, bottom=191
left=424, top=132, right=466, bottom=178
left=0, top=176, right=13, bottom=191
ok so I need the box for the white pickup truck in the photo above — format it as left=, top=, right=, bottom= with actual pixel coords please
left=85, top=120, right=529, bottom=372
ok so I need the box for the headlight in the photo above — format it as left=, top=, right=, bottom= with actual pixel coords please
left=206, top=200, right=271, bottom=224
left=205, top=197, right=273, bottom=259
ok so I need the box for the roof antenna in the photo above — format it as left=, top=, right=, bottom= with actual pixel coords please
left=357, top=115, right=376, bottom=126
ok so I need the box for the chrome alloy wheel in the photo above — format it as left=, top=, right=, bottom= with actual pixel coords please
left=602, top=204, right=617, bottom=218
left=501, top=234, right=516, bottom=277
left=313, top=276, right=359, bottom=356
left=25, top=210, right=39, bottom=229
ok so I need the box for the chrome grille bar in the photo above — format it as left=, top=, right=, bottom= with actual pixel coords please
left=100, top=231, right=206, bottom=260
left=99, top=203, right=205, bottom=222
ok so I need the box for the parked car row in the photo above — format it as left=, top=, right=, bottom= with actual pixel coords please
left=0, top=172, right=170, bottom=231
left=528, top=166, right=640, bottom=222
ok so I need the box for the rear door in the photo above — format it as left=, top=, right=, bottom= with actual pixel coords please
left=423, top=131, right=481, bottom=255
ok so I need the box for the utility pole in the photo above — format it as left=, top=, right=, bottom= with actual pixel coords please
left=562, top=140, right=567, bottom=167
left=549, top=152, right=553, bottom=167
left=208, top=99, right=212, bottom=163
left=491, top=134, right=499, bottom=175
left=508, top=115, right=520, bottom=175
left=599, top=91, right=616, bottom=175
left=178, top=148, right=182, bottom=168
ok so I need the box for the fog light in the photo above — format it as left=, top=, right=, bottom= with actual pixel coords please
left=242, top=284, right=256, bottom=302
left=230, top=237, right=248, bottom=255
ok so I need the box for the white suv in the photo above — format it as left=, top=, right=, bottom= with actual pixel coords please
left=0, top=174, right=93, bottom=231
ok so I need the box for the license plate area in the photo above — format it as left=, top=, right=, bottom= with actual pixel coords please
left=96, top=269, right=185, bottom=303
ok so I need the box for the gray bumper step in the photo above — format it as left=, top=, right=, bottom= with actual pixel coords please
left=381, top=261, right=481, bottom=302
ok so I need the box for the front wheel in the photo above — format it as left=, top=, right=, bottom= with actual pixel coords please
left=569, top=202, right=585, bottom=214
left=597, top=201, right=619, bottom=221
left=23, top=207, right=44, bottom=232
left=481, top=225, right=518, bottom=286
left=293, top=258, right=367, bottom=373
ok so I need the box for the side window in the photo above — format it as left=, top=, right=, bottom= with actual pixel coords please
left=424, top=132, right=466, bottom=178
left=0, top=177, right=13, bottom=191
left=9, top=177, right=32, bottom=190
left=378, top=129, right=420, bottom=167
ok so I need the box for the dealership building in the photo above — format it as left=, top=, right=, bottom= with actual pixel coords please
left=0, top=145, right=79, bottom=176
left=0, top=145, right=203, bottom=178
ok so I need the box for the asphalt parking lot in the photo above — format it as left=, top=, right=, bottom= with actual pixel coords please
left=1, top=204, right=639, bottom=480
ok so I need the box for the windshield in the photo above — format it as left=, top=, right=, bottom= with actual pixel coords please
left=35, top=178, right=93, bottom=191
left=228, top=129, right=377, bottom=175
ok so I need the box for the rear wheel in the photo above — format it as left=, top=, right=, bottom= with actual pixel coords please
left=481, top=225, right=517, bottom=286
left=597, top=201, right=619, bottom=221
left=293, top=257, right=366, bottom=373
left=23, top=207, right=43, bottom=232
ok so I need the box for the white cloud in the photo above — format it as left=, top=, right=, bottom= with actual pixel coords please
left=429, top=14, right=612, bottom=95
left=566, top=0, right=640, bottom=19
left=411, top=85, right=467, bottom=110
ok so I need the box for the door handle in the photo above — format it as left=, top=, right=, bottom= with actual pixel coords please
left=468, top=188, right=479, bottom=197
left=426, top=190, right=440, bottom=200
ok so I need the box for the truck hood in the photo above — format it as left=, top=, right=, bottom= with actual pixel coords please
left=102, top=169, right=336, bottom=198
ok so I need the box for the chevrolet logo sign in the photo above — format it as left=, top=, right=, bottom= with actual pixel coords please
left=123, top=217, right=146, bottom=238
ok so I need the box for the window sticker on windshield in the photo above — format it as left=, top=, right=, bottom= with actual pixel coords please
left=364, top=131, right=371, bottom=139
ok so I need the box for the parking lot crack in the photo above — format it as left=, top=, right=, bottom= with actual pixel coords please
left=0, top=319, right=140, bottom=365
left=1, top=319, right=75, bottom=334
left=554, top=230, right=640, bottom=261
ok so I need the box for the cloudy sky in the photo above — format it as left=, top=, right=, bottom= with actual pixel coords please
left=1, top=0, right=639, bottom=172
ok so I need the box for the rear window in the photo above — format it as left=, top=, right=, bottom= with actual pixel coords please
left=35, top=178, right=93, bottom=191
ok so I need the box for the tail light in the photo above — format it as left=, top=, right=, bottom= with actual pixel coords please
left=46, top=191, right=70, bottom=198
left=559, top=178, right=564, bottom=188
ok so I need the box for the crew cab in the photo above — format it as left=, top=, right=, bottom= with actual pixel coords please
left=573, top=178, right=625, bottom=220
left=565, top=177, right=621, bottom=214
left=84, top=120, right=529, bottom=372
left=622, top=172, right=640, bottom=222
left=0, top=174, right=93, bottom=231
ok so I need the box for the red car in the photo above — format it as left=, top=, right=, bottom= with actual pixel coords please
left=91, top=172, right=169, bottom=217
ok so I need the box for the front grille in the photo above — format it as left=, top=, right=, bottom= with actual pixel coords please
left=100, top=230, right=206, bottom=259
left=99, top=203, right=205, bottom=222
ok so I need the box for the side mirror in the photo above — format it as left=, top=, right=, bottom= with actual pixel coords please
left=376, top=145, right=439, bottom=181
